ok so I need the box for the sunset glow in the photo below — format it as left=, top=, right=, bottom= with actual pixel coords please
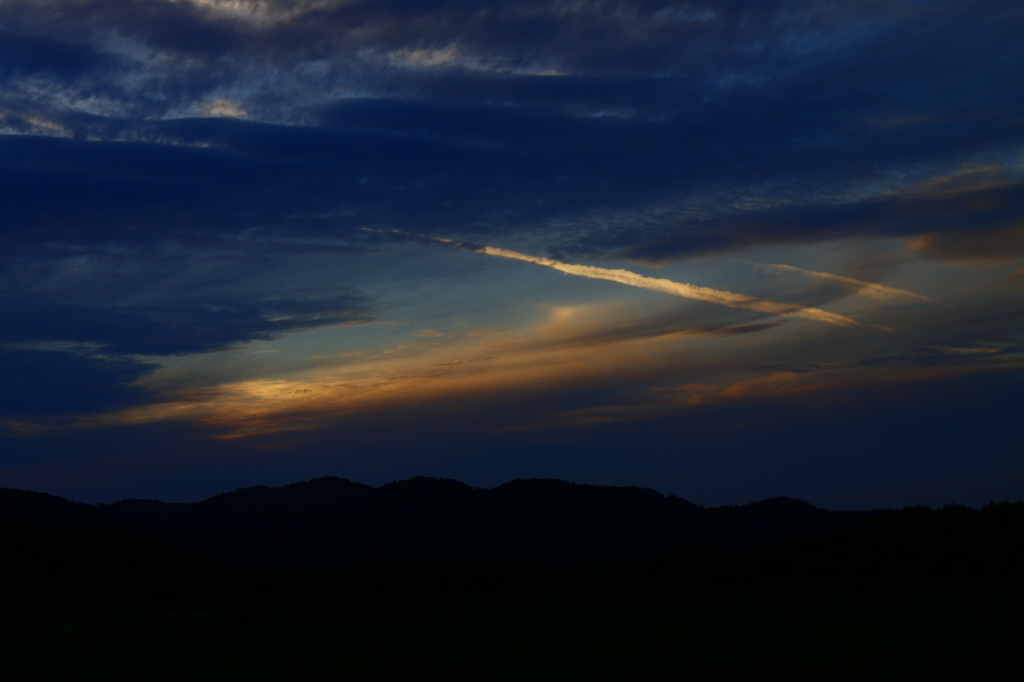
left=1, top=0, right=1021, bottom=507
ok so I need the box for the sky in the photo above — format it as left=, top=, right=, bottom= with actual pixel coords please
left=1, top=0, right=1022, bottom=508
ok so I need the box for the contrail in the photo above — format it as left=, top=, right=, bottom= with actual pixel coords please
left=369, top=229, right=876, bottom=329
left=751, top=262, right=934, bottom=302
left=480, top=246, right=865, bottom=327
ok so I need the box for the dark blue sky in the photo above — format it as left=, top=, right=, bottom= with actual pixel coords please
left=2, top=0, right=1022, bottom=507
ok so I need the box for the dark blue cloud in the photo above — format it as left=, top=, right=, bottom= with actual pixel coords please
left=603, top=173, right=1024, bottom=262
left=0, top=292, right=374, bottom=356
left=0, top=0, right=886, bottom=69
left=0, top=0, right=242, bottom=58
left=0, top=0, right=1020, bottom=259
left=0, top=31, right=108, bottom=80
left=0, top=293, right=372, bottom=356
left=754, top=343, right=1024, bottom=375
left=0, top=348, right=156, bottom=418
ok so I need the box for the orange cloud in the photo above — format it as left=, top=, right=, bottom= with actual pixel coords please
left=894, top=164, right=1024, bottom=262
left=908, top=226, right=1024, bottom=263
left=54, top=303, right=729, bottom=437
left=547, top=346, right=1024, bottom=429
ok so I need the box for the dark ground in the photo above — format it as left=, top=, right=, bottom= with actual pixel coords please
left=4, top=577, right=1022, bottom=680
left=2, top=479, right=1021, bottom=680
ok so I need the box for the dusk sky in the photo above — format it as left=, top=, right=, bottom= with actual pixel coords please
left=2, top=0, right=1022, bottom=508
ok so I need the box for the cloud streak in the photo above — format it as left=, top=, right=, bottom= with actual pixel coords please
left=750, top=262, right=935, bottom=302
left=481, top=247, right=868, bottom=328
left=383, top=231, right=873, bottom=329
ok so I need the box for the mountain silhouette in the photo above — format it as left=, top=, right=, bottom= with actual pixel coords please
left=3, top=476, right=883, bottom=568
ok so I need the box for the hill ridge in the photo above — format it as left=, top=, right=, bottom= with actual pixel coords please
left=2, top=476, right=886, bottom=566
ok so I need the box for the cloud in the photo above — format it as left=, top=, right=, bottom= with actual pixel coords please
left=0, top=31, right=109, bottom=81
left=0, top=0, right=897, bottom=78
left=3, top=0, right=1023, bottom=262
left=0, top=294, right=372, bottom=356
left=198, top=99, right=247, bottom=118
left=30, top=299, right=781, bottom=437
left=586, top=165, right=1024, bottom=264
left=996, top=268, right=1024, bottom=287
left=466, top=328, right=505, bottom=337
left=748, top=262, right=935, bottom=302
left=909, top=226, right=1024, bottom=263
left=1, top=0, right=1022, bottom=510
left=480, top=244, right=871, bottom=327
left=754, top=342, right=1023, bottom=375
left=387, top=231, right=873, bottom=329
left=0, top=348, right=157, bottom=418
left=550, top=342, right=1024, bottom=428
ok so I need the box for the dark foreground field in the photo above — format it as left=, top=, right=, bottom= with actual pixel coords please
left=5, top=577, right=1022, bottom=680
left=2, top=478, right=1022, bottom=680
